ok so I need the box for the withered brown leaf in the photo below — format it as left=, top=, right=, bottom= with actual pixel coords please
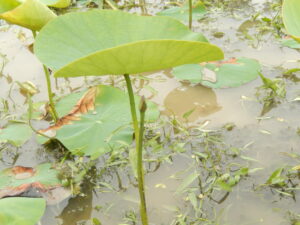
left=0, top=165, right=60, bottom=199
left=42, top=87, right=98, bottom=132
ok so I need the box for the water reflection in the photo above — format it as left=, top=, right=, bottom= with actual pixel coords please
left=163, top=84, right=222, bottom=122
left=57, top=181, right=93, bottom=225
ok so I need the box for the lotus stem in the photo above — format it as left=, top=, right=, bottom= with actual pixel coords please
left=189, top=0, right=192, bottom=29
left=105, top=0, right=118, bottom=10
left=42, top=65, right=59, bottom=122
left=32, top=30, right=58, bottom=122
left=139, top=0, right=147, bottom=15
left=27, top=93, right=52, bottom=139
left=124, top=74, right=149, bottom=225
left=138, top=96, right=148, bottom=224
left=124, top=74, right=139, bottom=142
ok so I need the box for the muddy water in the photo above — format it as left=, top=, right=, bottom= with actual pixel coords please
left=0, top=0, right=300, bottom=224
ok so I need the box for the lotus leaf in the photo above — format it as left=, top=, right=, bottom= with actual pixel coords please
left=157, top=2, right=206, bottom=22
left=172, top=57, right=260, bottom=88
left=40, top=0, right=71, bottom=8
left=282, top=0, right=300, bottom=42
left=42, top=85, right=159, bottom=158
left=0, top=197, right=46, bottom=225
left=0, top=123, right=33, bottom=146
left=282, top=38, right=300, bottom=49
left=0, top=0, right=56, bottom=30
left=0, top=163, right=61, bottom=198
left=34, top=10, right=223, bottom=77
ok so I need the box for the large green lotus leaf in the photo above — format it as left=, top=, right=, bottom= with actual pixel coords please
left=172, top=57, right=260, bottom=88
left=282, top=0, right=300, bottom=42
left=0, top=197, right=46, bottom=225
left=0, top=123, right=33, bottom=146
left=157, top=2, right=206, bottom=22
left=0, top=163, right=61, bottom=198
left=34, top=10, right=223, bottom=77
left=0, top=0, right=56, bottom=31
left=46, top=85, right=159, bottom=158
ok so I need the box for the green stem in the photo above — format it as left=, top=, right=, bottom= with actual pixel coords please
left=123, top=74, right=148, bottom=225
left=139, top=0, right=147, bottom=15
left=138, top=96, right=148, bottom=224
left=105, top=0, right=118, bottom=10
left=32, top=30, right=58, bottom=122
left=27, top=93, right=52, bottom=139
left=124, top=74, right=139, bottom=143
left=43, top=65, right=59, bottom=122
left=188, top=0, right=192, bottom=29
left=32, top=30, right=37, bottom=38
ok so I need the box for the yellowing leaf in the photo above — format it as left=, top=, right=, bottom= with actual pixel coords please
left=0, top=0, right=56, bottom=31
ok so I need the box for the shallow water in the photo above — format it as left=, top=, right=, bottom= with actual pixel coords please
left=0, top=0, right=300, bottom=224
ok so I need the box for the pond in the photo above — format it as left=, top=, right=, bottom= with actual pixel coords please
left=0, top=0, right=299, bottom=225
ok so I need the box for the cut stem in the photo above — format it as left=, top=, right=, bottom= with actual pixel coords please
left=188, top=0, right=192, bottom=29
left=32, top=30, right=58, bottom=122
left=138, top=96, right=148, bottom=224
left=123, top=74, right=148, bottom=225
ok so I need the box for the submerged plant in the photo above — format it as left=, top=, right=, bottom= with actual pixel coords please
left=256, top=72, right=286, bottom=116
left=34, top=10, right=223, bottom=224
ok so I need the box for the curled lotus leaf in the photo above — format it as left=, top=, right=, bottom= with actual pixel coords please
left=34, top=10, right=224, bottom=77
left=0, top=0, right=57, bottom=31
left=0, top=163, right=61, bottom=198
left=0, top=197, right=46, bottom=225
left=282, top=0, right=300, bottom=42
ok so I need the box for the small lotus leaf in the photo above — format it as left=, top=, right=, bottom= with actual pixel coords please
left=281, top=37, right=300, bottom=49
left=42, top=85, right=159, bottom=158
left=0, top=0, right=56, bottom=31
left=34, top=10, right=223, bottom=77
left=282, top=0, right=300, bottom=42
left=0, top=123, right=33, bottom=146
left=0, top=163, right=61, bottom=198
left=172, top=57, right=260, bottom=88
left=0, top=197, right=46, bottom=225
left=157, top=2, right=206, bottom=22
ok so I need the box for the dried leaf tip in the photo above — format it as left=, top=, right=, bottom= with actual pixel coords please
left=41, top=86, right=98, bottom=132
left=139, top=96, right=147, bottom=113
